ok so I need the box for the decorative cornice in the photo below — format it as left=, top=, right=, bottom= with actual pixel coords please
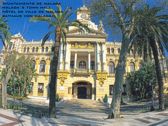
left=66, top=34, right=106, bottom=39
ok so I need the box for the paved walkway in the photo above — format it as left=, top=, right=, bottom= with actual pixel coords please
left=0, top=99, right=168, bottom=126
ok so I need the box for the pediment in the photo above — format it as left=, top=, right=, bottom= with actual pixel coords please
left=66, top=27, right=106, bottom=37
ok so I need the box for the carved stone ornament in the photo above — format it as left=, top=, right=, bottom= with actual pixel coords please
left=96, top=72, right=107, bottom=86
left=57, top=71, right=69, bottom=85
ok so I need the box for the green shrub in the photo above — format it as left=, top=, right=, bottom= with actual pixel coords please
left=56, top=94, right=62, bottom=102
left=103, top=94, right=108, bottom=103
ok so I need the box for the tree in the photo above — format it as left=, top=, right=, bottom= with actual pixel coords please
left=30, top=3, right=88, bottom=118
left=0, top=17, right=11, bottom=109
left=1, top=52, right=35, bottom=99
left=0, top=17, right=11, bottom=49
left=130, top=5, right=168, bottom=110
left=126, top=61, right=157, bottom=101
left=90, top=0, right=139, bottom=118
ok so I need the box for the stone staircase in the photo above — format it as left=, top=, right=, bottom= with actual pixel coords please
left=57, top=99, right=109, bottom=121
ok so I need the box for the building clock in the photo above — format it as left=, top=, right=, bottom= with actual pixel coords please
left=81, top=13, right=88, bottom=20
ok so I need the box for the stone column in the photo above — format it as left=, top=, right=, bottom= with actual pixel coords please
left=94, top=44, right=97, bottom=71
left=35, top=59, right=40, bottom=74
left=46, top=59, right=50, bottom=74
left=102, top=43, right=107, bottom=71
left=74, top=53, right=77, bottom=70
left=65, top=43, right=71, bottom=70
left=88, top=52, right=91, bottom=72
left=96, top=43, right=101, bottom=71
left=58, top=43, right=63, bottom=70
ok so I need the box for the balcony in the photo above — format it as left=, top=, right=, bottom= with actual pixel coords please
left=71, top=69, right=94, bottom=76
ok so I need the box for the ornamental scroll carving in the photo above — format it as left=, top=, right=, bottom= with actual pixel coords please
left=71, top=43, right=94, bottom=49
left=96, top=72, right=107, bottom=86
left=57, top=71, right=69, bottom=85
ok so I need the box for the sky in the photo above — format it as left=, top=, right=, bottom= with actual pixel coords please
left=0, top=0, right=166, bottom=50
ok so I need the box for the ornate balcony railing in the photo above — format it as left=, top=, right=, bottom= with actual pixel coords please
left=71, top=69, right=95, bottom=76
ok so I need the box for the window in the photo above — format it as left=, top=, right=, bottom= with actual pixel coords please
left=24, top=47, right=26, bottom=52
left=79, top=61, right=86, bottom=69
left=111, top=48, right=114, bottom=54
left=130, top=62, right=135, bottom=72
left=39, top=60, right=46, bottom=73
left=51, top=47, right=53, bottom=52
left=109, top=61, right=115, bottom=74
left=36, top=47, right=39, bottom=52
left=118, top=48, right=120, bottom=53
left=107, top=48, right=110, bottom=54
left=38, top=83, right=44, bottom=96
left=130, top=49, right=134, bottom=55
left=162, top=60, right=167, bottom=71
left=32, top=60, right=36, bottom=69
left=68, top=87, right=72, bottom=94
left=9, top=44, right=13, bottom=50
left=27, top=47, right=30, bottom=53
left=42, top=47, right=44, bottom=52
left=91, top=61, right=95, bottom=70
left=139, top=63, right=142, bottom=69
left=122, top=84, right=127, bottom=95
left=32, top=47, right=35, bottom=52
left=70, top=61, right=74, bottom=69
left=46, top=47, right=48, bottom=52
left=109, top=85, right=114, bottom=95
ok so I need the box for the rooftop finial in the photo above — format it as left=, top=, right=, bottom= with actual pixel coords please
left=98, top=20, right=104, bottom=33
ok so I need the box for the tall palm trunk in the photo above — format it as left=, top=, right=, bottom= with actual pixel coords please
left=150, top=39, right=164, bottom=110
left=108, top=36, right=129, bottom=118
left=49, top=27, right=61, bottom=118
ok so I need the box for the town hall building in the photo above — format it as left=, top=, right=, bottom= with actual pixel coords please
left=1, top=6, right=167, bottom=101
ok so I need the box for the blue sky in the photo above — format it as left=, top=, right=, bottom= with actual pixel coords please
left=0, top=0, right=166, bottom=49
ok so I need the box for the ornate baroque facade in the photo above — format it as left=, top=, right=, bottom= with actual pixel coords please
left=1, top=6, right=168, bottom=100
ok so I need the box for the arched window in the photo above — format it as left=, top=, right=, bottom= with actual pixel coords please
left=42, top=47, right=44, bottom=52
left=91, top=61, right=95, bottom=70
left=79, top=61, right=86, bottom=69
left=39, top=60, right=46, bottom=73
left=107, top=48, right=110, bottom=54
left=27, top=47, right=30, bottom=53
left=70, top=61, right=74, bottom=69
left=130, top=49, right=134, bottom=55
left=109, top=61, right=115, bottom=74
left=36, top=47, right=39, bottom=52
left=24, top=47, right=26, bottom=52
left=130, top=62, right=135, bottom=72
left=118, top=48, right=120, bottom=53
left=32, top=60, right=36, bottom=69
left=46, top=47, right=48, bottom=52
left=32, top=47, right=35, bottom=52
left=111, top=48, right=114, bottom=54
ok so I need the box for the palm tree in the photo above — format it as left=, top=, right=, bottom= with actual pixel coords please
left=0, top=17, right=11, bottom=108
left=129, top=38, right=152, bottom=62
left=130, top=5, right=168, bottom=110
left=31, top=3, right=88, bottom=118
left=0, top=17, right=10, bottom=49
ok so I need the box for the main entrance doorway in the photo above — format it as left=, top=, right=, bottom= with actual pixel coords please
left=72, top=82, right=92, bottom=99
left=78, top=87, right=87, bottom=99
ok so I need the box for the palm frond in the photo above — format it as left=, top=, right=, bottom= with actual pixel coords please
left=30, top=16, right=51, bottom=23
left=41, top=31, right=54, bottom=46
